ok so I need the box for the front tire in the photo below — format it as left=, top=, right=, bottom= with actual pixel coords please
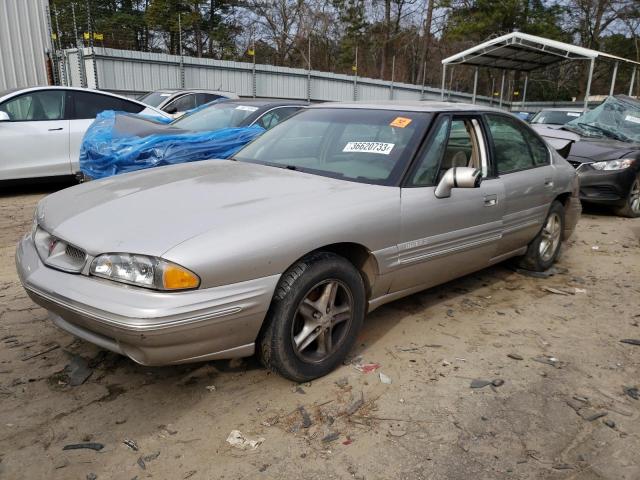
left=258, top=252, right=366, bottom=382
left=614, top=173, right=640, bottom=218
left=518, top=200, right=565, bottom=272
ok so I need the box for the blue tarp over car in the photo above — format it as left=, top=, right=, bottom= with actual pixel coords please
left=79, top=110, right=264, bottom=179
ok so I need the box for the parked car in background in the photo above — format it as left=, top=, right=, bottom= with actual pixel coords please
left=531, top=108, right=584, bottom=127
left=533, top=96, right=640, bottom=217
left=79, top=98, right=307, bottom=179
left=0, top=86, right=170, bottom=182
left=513, top=111, right=536, bottom=122
left=138, top=89, right=240, bottom=118
left=18, top=102, right=580, bottom=381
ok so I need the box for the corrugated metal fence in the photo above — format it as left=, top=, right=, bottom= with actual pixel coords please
left=60, top=47, right=503, bottom=105
left=0, top=0, right=52, bottom=91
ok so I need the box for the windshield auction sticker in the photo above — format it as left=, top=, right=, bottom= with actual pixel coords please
left=390, top=116, right=412, bottom=128
left=343, top=142, right=395, bottom=155
left=625, top=115, right=640, bottom=124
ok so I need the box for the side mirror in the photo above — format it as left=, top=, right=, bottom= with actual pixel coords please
left=0, top=111, right=10, bottom=122
left=434, top=167, right=482, bottom=199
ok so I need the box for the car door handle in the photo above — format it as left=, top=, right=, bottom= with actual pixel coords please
left=544, top=178, right=554, bottom=188
left=48, top=127, right=63, bottom=131
left=484, top=194, right=498, bottom=206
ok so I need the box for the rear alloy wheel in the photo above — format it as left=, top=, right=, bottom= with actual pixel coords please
left=518, top=200, right=565, bottom=272
left=615, top=174, right=640, bottom=218
left=258, top=252, right=365, bottom=382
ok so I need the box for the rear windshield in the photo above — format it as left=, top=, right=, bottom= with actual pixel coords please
left=234, top=108, right=431, bottom=186
left=532, top=110, right=582, bottom=125
left=138, top=91, right=173, bottom=107
left=172, top=102, right=259, bottom=131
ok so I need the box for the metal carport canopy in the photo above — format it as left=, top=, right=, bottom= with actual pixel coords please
left=440, top=32, right=640, bottom=110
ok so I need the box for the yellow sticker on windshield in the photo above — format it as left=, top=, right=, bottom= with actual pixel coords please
left=390, top=116, right=412, bottom=128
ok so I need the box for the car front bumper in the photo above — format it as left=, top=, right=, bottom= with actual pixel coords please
left=16, top=234, right=279, bottom=366
left=577, top=166, right=636, bottom=206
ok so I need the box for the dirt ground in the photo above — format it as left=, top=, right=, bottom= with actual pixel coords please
left=1, top=182, right=639, bottom=480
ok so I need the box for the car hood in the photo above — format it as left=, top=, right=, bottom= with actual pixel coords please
left=566, top=136, right=639, bottom=163
left=38, top=161, right=384, bottom=257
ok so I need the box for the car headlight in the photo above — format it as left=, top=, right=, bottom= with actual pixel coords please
left=590, top=159, right=634, bottom=171
left=90, top=253, right=200, bottom=291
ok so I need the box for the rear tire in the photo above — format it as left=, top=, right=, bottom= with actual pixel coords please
left=518, top=200, right=565, bottom=272
left=614, top=173, right=640, bottom=218
left=258, top=252, right=366, bottom=382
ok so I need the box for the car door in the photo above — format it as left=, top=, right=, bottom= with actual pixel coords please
left=0, top=89, right=70, bottom=180
left=68, top=90, right=146, bottom=173
left=391, top=114, right=505, bottom=293
left=484, top=113, right=555, bottom=258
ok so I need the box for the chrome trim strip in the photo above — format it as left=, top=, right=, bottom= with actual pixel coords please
left=399, top=233, right=502, bottom=264
left=24, top=284, right=243, bottom=332
left=502, top=219, right=539, bottom=234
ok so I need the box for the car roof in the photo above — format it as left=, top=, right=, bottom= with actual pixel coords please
left=0, top=86, right=170, bottom=117
left=309, top=100, right=506, bottom=113
left=151, top=88, right=238, bottom=95
left=1, top=85, right=146, bottom=103
left=223, top=98, right=309, bottom=107
left=537, top=108, right=584, bottom=112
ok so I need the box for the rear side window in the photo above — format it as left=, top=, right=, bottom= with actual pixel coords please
left=71, top=91, right=144, bottom=119
left=0, top=90, right=65, bottom=121
left=167, top=94, right=196, bottom=113
left=197, top=93, right=223, bottom=105
left=255, top=107, right=301, bottom=130
left=521, top=128, right=550, bottom=166
left=486, top=114, right=536, bottom=174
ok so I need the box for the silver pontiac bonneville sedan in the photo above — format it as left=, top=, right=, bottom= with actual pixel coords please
left=16, top=102, right=581, bottom=381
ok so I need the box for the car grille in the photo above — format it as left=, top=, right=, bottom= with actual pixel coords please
left=34, top=227, right=87, bottom=273
left=567, top=160, right=582, bottom=169
left=65, top=244, right=86, bottom=263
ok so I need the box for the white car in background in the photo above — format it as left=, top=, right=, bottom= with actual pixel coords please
left=0, top=86, right=170, bottom=182
left=530, top=108, right=584, bottom=128
left=138, top=89, right=240, bottom=118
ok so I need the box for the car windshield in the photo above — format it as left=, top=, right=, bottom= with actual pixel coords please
left=234, top=108, right=431, bottom=185
left=563, top=96, right=640, bottom=142
left=531, top=110, right=582, bottom=125
left=172, top=102, right=258, bottom=131
left=138, top=91, right=173, bottom=107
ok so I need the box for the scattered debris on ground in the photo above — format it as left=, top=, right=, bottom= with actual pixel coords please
left=226, top=430, right=265, bottom=450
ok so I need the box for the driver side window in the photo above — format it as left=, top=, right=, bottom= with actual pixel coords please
left=409, top=116, right=485, bottom=187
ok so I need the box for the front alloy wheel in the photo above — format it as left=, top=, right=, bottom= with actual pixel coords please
left=616, top=175, right=640, bottom=218
left=258, top=252, right=365, bottom=382
left=292, top=280, right=353, bottom=363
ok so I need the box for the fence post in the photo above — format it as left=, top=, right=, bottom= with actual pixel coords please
left=307, top=36, right=311, bottom=102
left=420, top=61, right=426, bottom=100
left=389, top=55, right=395, bottom=100
left=353, top=46, right=358, bottom=101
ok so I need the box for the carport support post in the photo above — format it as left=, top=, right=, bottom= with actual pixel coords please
left=584, top=58, right=595, bottom=113
left=472, top=67, right=478, bottom=104
left=629, top=67, right=636, bottom=96
left=499, top=70, right=505, bottom=108
left=441, top=64, right=446, bottom=100
left=609, top=62, right=618, bottom=96
left=521, top=74, right=528, bottom=107
left=420, top=61, right=426, bottom=100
